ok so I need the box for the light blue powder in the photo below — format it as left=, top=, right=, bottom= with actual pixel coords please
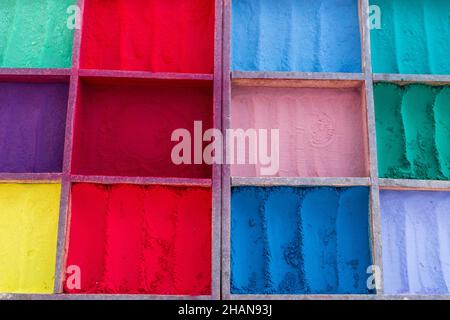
left=380, top=190, right=450, bottom=294
left=231, top=0, right=362, bottom=72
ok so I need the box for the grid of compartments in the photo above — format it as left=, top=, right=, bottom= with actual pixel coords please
left=1, top=0, right=449, bottom=300
left=222, top=0, right=450, bottom=299
left=0, top=0, right=221, bottom=298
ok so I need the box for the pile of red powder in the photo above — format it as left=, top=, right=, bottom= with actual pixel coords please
left=64, top=183, right=212, bottom=295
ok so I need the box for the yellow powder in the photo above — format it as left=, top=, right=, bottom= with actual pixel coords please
left=0, top=184, right=61, bottom=293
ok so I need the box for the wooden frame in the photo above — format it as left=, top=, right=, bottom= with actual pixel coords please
left=2, top=0, right=450, bottom=301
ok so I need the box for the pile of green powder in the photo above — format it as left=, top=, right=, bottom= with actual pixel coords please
left=374, top=83, right=450, bottom=180
left=0, top=0, right=75, bottom=68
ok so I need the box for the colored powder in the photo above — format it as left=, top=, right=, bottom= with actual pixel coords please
left=231, top=86, right=369, bottom=177
left=0, top=0, right=75, bottom=68
left=374, top=83, right=450, bottom=180
left=434, top=88, right=450, bottom=178
left=0, top=82, right=69, bottom=173
left=380, top=190, right=450, bottom=294
left=81, top=0, right=215, bottom=73
left=231, top=186, right=372, bottom=294
left=72, top=79, right=213, bottom=178
left=370, top=0, right=450, bottom=74
left=232, top=0, right=361, bottom=72
left=0, top=184, right=61, bottom=293
left=64, top=183, right=212, bottom=295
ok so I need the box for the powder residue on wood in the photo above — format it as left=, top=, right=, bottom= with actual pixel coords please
left=0, top=184, right=61, bottom=293
left=0, top=82, right=68, bottom=173
left=232, top=0, right=361, bottom=72
left=231, top=186, right=372, bottom=294
left=231, top=86, right=369, bottom=177
left=374, top=83, right=450, bottom=180
left=81, top=0, right=215, bottom=73
left=380, top=190, right=450, bottom=294
left=0, top=0, right=75, bottom=68
left=64, top=183, right=212, bottom=295
left=370, top=0, right=450, bottom=74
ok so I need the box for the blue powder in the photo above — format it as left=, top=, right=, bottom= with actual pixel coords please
left=231, top=0, right=361, bottom=72
left=336, top=188, right=374, bottom=293
left=301, top=188, right=339, bottom=293
left=231, top=186, right=373, bottom=294
left=265, top=188, right=304, bottom=293
left=231, top=188, right=268, bottom=293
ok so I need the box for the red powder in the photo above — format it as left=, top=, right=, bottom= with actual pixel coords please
left=81, top=0, right=215, bottom=73
left=64, top=183, right=212, bottom=295
left=71, top=79, right=213, bottom=178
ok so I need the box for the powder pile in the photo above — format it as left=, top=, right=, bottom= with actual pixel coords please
left=81, top=0, right=215, bottom=73
left=374, top=83, right=450, bottom=180
left=0, top=184, right=61, bottom=293
left=232, top=0, right=361, bottom=72
left=0, top=82, right=68, bottom=173
left=0, top=0, right=75, bottom=68
left=380, top=190, right=450, bottom=294
left=65, top=183, right=212, bottom=295
left=231, top=186, right=372, bottom=294
left=370, top=0, right=450, bottom=74
left=231, top=86, right=369, bottom=177
left=72, top=80, right=213, bottom=178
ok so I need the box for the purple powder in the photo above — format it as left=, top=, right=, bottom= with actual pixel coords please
left=380, top=190, right=450, bottom=294
left=0, top=82, right=68, bottom=173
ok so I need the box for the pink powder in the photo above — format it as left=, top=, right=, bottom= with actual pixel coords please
left=231, top=86, right=369, bottom=177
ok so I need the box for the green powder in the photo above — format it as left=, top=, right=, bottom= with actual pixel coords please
left=370, top=0, right=450, bottom=74
left=373, top=84, right=410, bottom=178
left=402, top=85, right=442, bottom=179
left=375, top=83, right=450, bottom=180
left=0, top=0, right=75, bottom=68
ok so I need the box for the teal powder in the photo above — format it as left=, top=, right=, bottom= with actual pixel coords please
left=232, top=0, right=361, bottom=72
left=231, top=186, right=373, bottom=294
left=0, top=0, right=75, bottom=68
left=370, top=0, right=450, bottom=74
